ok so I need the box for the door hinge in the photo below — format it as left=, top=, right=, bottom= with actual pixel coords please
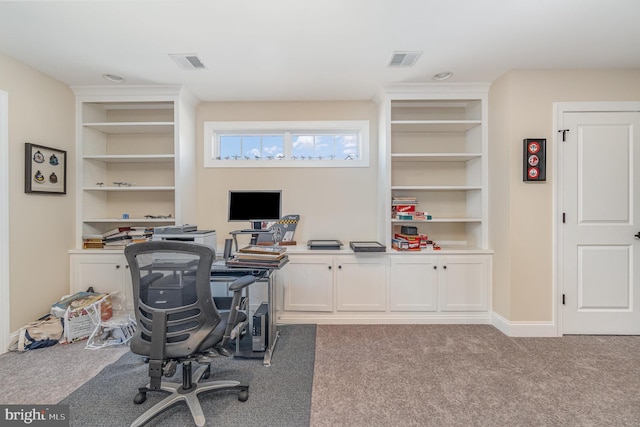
left=562, top=294, right=566, bottom=305
left=562, top=213, right=566, bottom=223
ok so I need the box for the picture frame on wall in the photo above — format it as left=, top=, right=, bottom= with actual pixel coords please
left=523, top=138, right=546, bottom=182
left=25, top=142, right=67, bottom=194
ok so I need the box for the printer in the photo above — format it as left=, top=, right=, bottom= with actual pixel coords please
left=152, top=225, right=217, bottom=252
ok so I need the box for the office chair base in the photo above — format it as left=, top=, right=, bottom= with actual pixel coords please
left=130, top=365, right=249, bottom=427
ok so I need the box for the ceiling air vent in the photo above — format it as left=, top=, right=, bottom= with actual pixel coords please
left=169, top=54, right=207, bottom=70
left=388, top=51, right=422, bottom=67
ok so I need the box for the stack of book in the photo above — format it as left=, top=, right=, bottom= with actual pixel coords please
left=83, top=226, right=153, bottom=250
left=82, top=236, right=104, bottom=249
left=226, top=245, right=288, bottom=268
left=392, top=233, right=440, bottom=251
left=392, top=197, right=431, bottom=221
left=104, top=226, right=153, bottom=249
left=392, top=196, right=417, bottom=210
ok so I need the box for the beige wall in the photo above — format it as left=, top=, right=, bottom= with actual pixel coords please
left=3, top=52, right=639, bottom=331
left=195, top=101, right=379, bottom=246
left=489, top=69, right=640, bottom=322
left=0, top=53, right=75, bottom=330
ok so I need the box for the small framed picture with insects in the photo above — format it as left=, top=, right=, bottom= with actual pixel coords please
left=25, top=143, right=67, bottom=194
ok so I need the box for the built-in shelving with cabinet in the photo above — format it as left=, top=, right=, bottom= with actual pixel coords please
left=276, top=248, right=492, bottom=325
left=266, top=83, right=494, bottom=325
left=72, top=86, right=198, bottom=249
left=378, top=84, right=490, bottom=250
left=69, top=85, right=198, bottom=300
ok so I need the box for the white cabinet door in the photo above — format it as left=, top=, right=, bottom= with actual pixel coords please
left=70, top=253, right=134, bottom=310
left=336, top=256, right=387, bottom=311
left=390, top=257, right=438, bottom=311
left=121, top=258, right=134, bottom=310
left=438, top=256, right=488, bottom=312
left=283, top=256, right=333, bottom=312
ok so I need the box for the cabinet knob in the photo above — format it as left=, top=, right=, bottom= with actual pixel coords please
left=443, top=265, right=447, bottom=269
left=116, top=265, right=120, bottom=269
left=338, top=265, right=342, bottom=269
left=328, top=265, right=332, bottom=270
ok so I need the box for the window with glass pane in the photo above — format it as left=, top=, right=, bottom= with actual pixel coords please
left=337, top=134, right=359, bottom=160
left=219, top=135, right=284, bottom=160
left=219, top=135, right=241, bottom=159
left=204, top=120, right=369, bottom=168
left=292, top=134, right=359, bottom=160
left=263, top=135, right=284, bottom=159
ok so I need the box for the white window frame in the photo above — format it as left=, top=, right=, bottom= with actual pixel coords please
left=204, top=120, right=370, bottom=168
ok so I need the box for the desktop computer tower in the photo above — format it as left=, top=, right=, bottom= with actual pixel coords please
left=144, top=275, right=197, bottom=309
left=252, top=302, right=269, bottom=352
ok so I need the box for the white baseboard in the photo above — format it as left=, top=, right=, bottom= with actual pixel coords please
left=275, top=311, right=560, bottom=337
left=491, top=312, right=560, bottom=337
left=277, top=313, right=493, bottom=325
left=0, top=91, right=9, bottom=356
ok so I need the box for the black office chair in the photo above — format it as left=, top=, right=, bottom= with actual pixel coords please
left=124, top=241, right=256, bottom=427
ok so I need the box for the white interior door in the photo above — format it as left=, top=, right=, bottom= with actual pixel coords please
left=561, top=110, right=640, bottom=334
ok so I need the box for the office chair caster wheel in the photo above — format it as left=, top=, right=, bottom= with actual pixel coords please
left=238, top=390, right=249, bottom=402
left=133, top=392, right=147, bottom=405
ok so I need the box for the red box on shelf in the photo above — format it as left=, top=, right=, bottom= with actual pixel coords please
left=394, top=204, right=416, bottom=213
left=394, top=233, right=421, bottom=250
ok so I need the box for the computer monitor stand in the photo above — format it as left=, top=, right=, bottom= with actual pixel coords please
left=229, top=223, right=275, bottom=251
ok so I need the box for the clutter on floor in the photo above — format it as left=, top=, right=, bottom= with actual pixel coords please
left=7, top=290, right=135, bottom=352
left=7, top=314, right=63, bottom=352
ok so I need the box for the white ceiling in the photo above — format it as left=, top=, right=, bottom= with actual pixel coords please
left=1, top=0, right=639, bottom=102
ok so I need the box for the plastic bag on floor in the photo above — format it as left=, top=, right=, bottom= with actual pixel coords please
left=85, top=317, right=136, bottom=349
left=84, top=292, right=136, bottom=349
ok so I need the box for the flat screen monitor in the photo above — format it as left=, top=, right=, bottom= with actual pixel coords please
left=228, top=190, right=282, bottom=228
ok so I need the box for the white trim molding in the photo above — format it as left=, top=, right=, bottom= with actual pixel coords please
left=279, top=313, right=493, bottom=325
left=278, top=312, right=559, bottom=337
left=491, top=312, right=559, bottom=337
left=0, top=90, right=10, bottom=354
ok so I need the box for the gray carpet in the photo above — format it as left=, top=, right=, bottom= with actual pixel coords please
left=13, top=323, right=639, bottom=426
left=60, top=324, right=316, bottom=427
left=0, top=340, right=128, bottom=404
left=310, top=324, right=640, bottom=427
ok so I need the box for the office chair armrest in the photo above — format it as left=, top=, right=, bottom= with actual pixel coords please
left=221, top=275, right=256, bottom=348
left=228, top=275, right=256, bottom=291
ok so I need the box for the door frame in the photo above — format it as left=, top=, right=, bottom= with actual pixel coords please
left=554, top=101, right=640, bottom=336
left=0, top=90, right=9, bottom=353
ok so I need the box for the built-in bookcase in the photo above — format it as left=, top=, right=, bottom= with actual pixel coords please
left=72, top=86, right=198, bottom=249
left=378, top=84, right=490, bottom=250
